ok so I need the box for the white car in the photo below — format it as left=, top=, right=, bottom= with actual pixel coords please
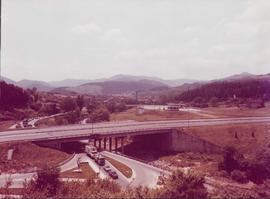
left=103, top=165, right=111, bottom=172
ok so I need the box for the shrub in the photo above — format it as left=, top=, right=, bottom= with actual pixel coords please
left=159, top=170, right=208, bottom=198
left=218, top=146, right=240, bottom=173
left=218, top=170, right=229, bottom=178
left=31, top=165, right=60, bottom=196
left=231, top=170, right=248, bottom=183
left=246, top=161, right=269, bottom=184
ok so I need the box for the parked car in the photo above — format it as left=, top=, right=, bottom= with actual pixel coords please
left=109, top=171, right=118, bottom=179
left=103, top=165, right=111, bottom=172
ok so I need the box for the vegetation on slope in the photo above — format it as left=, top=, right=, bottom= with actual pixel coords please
left=0, top=81, right=29, bottom=110
left=176, top=79, right=270, bottom=103
left=0, top=142, right=70, bottom=172
left=21, top=166, right=207, bottom=198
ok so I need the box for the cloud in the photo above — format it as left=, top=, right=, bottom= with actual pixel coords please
left=71, top=22, right=102, bottom=34
left=100, top=28, right=129, bottom=46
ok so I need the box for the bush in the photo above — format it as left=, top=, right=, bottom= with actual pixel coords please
left=159, top=170, right=208, bottom=198
left=246, top=161, right=269, bottom=184
left=219, top=147, right=270, bottom=184
left=60, top=97, right=78, bottom=112
left=89, top=105, right=110, bottom=122
left=231, top=170, right=248, bottom=183
left=26, top=165, right=60, bottom=197
left=218, top=146, right=240, bottom=173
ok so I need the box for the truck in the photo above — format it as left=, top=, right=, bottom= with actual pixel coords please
left=85, top=145, right=98, bottom=158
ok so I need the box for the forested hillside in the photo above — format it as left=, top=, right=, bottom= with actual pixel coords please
left=0, top=81, right=29, bottom=110
left=176, top=79, right=270, bottom=102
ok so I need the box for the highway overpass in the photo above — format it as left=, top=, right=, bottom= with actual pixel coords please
left=1, top=116, right=270, bottom=153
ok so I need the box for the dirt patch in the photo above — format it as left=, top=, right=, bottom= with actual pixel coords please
left=80, top=163, right=96, bottom=178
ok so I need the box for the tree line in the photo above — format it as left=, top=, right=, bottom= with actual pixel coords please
left=176, top=79, right=270, bottom=103
left=0, top=81, right=29, bottom=110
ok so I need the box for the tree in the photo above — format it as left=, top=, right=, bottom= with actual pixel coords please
left=209, top=96, right=219, bottom=107
left=40, top=103, right=59, bottom=115
left=76, top=95, right=84, bottom=111
left=0, top=81, right=29, bottom=110
left=89, top=105, right=110, bottom=122
left=32, top=166, right=60, bottom=196
left=219, top=146, right=240, bottom=173
left=60, top=97, right=77, bottom=112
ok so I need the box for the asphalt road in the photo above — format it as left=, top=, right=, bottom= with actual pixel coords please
left=1, top=116, right=270, bottom=143
left=0, top=153, right=131, bottom=189
left=101, top=151, right=167, bottom=188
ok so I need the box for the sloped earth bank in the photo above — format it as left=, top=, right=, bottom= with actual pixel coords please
left=0, top=142, right=71, bottom=173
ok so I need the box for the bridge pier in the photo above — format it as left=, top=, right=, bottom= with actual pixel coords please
left=115, top=138, right=118, bottom=152
left=103, top=138, right=107, bottom=150
left=98, top=139, right=102, bottom=151
left=121, top=137, right=124, bottom=153
left=109, top=137, right=112, bottom=151
left=94, top=139, right=97, bottom=147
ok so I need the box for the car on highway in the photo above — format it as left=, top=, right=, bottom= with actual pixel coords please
left=108, top=170, right=118, bottom=179
left=96, top=155, right=106, bottom=166
left=103, top=165, right=111, bottom=172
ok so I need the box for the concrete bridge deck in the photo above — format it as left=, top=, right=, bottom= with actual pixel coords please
left=0, top=116, right=270, bottom=144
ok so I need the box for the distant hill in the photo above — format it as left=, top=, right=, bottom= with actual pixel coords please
left=16, top=79, right=54, bottom=91
left=53, top=79, right=169, bottom=95
left=2, top=72, right=270, bottom=95
left=107, top=74, right=197, bottom=87
left=49, top=79, right=93, bottom=87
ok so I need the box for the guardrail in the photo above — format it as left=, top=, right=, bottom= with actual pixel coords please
left=1, top=116, right=270, bottom=143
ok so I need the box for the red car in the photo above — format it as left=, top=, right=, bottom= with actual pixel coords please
left=109, top=171, right=118, bottom=179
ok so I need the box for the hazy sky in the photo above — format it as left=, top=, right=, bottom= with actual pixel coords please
left=2, top=0, right=270, bottom=81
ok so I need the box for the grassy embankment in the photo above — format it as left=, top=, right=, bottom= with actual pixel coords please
left=183, top=123, right=270, bottom=156
left=103, top=156, right=132, bottom=178
left=0, top=142, right=71, bottom=172
left=0, top=121, right=17, bottom=131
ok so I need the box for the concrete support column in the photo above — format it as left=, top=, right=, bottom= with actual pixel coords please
left=103, top=138, right=107, bottom=150
left=98, top=139, right=102, bottom=151
left=57, top=142, right=62, bottom=150
left=121, top=137, right=124, bottom=153
left=94, top=139, right=97, bottom=147
left=109, top=137, right=112, bottom=152
left=115, top=137, right=118, bottom=152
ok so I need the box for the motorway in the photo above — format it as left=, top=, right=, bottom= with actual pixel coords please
left=1, top=116, right=270, bottom=143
